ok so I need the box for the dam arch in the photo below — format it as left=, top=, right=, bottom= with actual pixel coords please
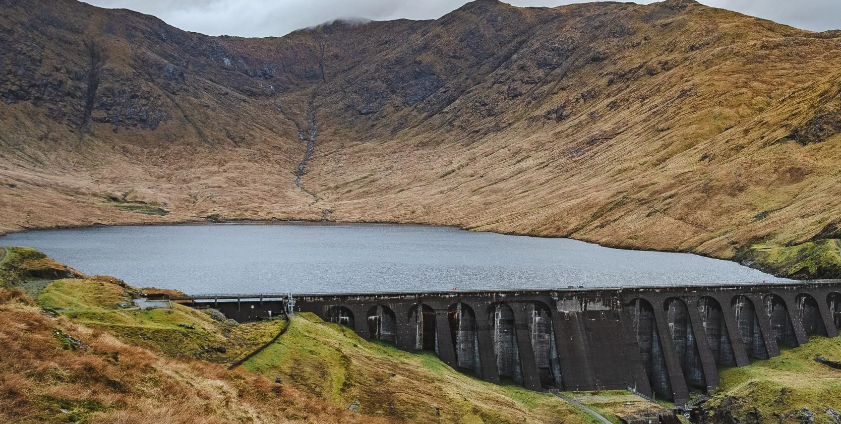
left=664, top=297, right=706, bottom=389
left=327, top=305, right=355, bottom=329
left=409, top=304, right=437, bottom=351
left=490, top=302, right=521, bottom=384
left=448, top=302, right=481, bottom=375
left=828, top=292, right=841, bottom=332
left=796, top=294, right=826, bottom=337
left=698, top=296, right=737, bottom=367
left=528, top=301, right=562, bottom=388
left=367, top=305, right=397, bottom=343
left=629, top=298, right=672, bottom=400
left=732, top=295, right=769, bottom=360
left=765, top=294, right=798, bottom=347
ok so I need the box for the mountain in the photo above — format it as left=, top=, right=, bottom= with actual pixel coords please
left=2, top=0, right=841, bottom=277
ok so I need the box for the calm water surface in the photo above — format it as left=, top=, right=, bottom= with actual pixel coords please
left=0, top=223, right=787, bottom=294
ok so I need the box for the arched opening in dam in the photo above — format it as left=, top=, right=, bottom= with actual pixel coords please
left=490, top=302, right=521, bottom=384
left=732, top=295, right=768, bottom=360
left=327, top=305, right=355, bottom=329
left=529, top=301, right=562, bottom=388
left=665, top=297, right=706, bottom=390
left=367, top=304, right=397, bottom=343
left=796, top=294, right=826, bottom=337
left=765, top=294, right=798, bottom=347
left=409, top=304, right=437, bottom=352
left=828, top=292, right=841, bottom=332
left=697, top=296, right=736, bottom=367
left=629, top=298, right=672, bottom=400
left=448, top=302, right=480, bottom=376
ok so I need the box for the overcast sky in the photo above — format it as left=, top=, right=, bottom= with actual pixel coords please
left=82, top=0, right=840, bottom=37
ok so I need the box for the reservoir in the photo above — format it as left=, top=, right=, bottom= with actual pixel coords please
left=0, top=223, right=787, bottom=294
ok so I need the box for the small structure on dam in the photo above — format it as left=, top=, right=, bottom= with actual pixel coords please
left=177, top=281, right=841, bottom=405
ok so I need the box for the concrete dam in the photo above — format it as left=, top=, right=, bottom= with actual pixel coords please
left=179, top=282, right=841, bottom=405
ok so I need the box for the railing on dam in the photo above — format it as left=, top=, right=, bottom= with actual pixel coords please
left=177, top=281, right=841, bottom=404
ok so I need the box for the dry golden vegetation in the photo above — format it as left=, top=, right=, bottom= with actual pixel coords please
left=0, top=302, right=398, bottom=424
left=0, top=247, right=377, bottom=423
left=2, top=0, right=841, bottom=277
left=0, top=270, right=390, bottom=423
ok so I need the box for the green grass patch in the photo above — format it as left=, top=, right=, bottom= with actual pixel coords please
left=37, top=278, right=284, bottom=363
left=0, top=247, right=79, bottom=283
left=103, top=194, right=168, bottom=216
left=497, top=385, right=551, bottom=409
left=736, top=239, right=841, bottom=278
left=706, top=335, right=841, bottom=422
left=112, top=202, right=168, bottom=216
left=37, top=397, right=107, bottom=422
left=587, top=405, right=623, bottom=424
left=419, top=351, right=448, bottom=374
left=244, top=314, right=354, bottom=405
left=39, top=279, right=129, bottom=311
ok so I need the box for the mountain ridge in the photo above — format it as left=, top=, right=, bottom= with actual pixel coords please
left=2, top=0, right=841, bottom=277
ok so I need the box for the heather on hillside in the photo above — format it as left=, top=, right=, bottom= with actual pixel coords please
left=2, top=1, right=841, bottom=275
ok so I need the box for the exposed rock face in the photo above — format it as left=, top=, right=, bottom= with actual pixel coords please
left=2, top=0, right=841, bottom=277
left=789, top=95, right=841, bottom=145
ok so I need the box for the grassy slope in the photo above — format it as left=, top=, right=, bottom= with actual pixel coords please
left=739, top=240, right=841, bottom=279
left=244, top=312, right=590, bottom=424
left=0, top=246, right=82, bottom=282
left=0, top=297, right=390, bottom=424
left=704, top=336, right=841, bottom=423
left=0, top=251, right=389, bottom=423
left=37, top=277, right=285, bottom=362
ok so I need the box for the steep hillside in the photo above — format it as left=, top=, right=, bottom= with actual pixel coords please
left=0, top=249, right=389, bottom=424
left=2, top=0, right=841, bottom=277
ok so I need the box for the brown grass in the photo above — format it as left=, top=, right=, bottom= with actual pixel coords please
left=0, top=287, right=391, bottom=424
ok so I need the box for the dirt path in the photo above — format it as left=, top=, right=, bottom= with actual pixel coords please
left=552, top=392, right=615, bottom=424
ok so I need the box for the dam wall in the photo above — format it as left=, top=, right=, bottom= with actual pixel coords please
left=180, top=281, right=841, bottom=405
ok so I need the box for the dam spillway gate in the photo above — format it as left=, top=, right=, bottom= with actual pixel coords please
left=178, top=281, right=841, bottom=404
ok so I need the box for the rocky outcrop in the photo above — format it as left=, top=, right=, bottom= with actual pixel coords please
left=789, top=96, right=841, bottom=145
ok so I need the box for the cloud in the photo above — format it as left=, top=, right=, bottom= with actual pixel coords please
left=82, top=0, right=839, bottom=38
left=700, top=0, right=841, bottom=32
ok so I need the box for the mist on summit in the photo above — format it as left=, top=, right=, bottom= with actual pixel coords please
left=82, top=0, right=839, bottom=37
